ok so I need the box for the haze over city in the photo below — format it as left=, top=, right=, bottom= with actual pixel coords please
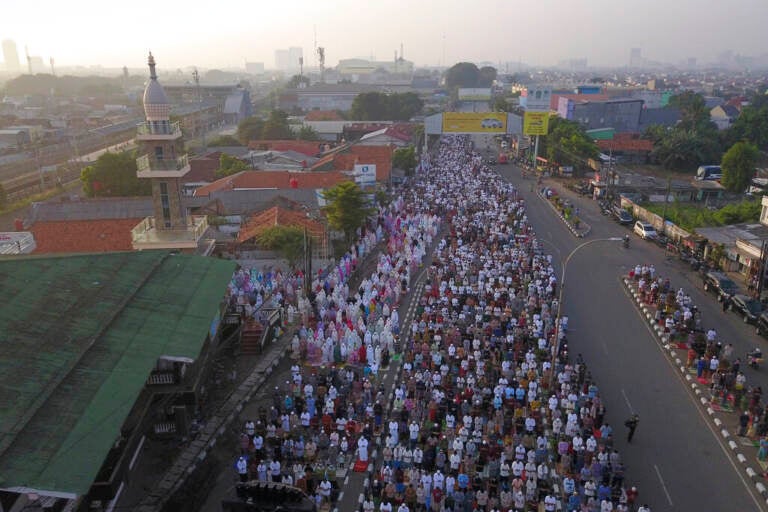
left=2, top=0, right=767, bottom=70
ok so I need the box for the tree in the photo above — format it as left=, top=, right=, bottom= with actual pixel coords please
left=207, top=134, right=243, bottom=146
left=261, top=109, right=293, bottom=139
left=288, top=74, right=310, bottom=88
left=0, top=183, right=6, bottom=210
left=477, top=66, right=497, bottom=88
left=237, top=116, right=265, bottom=145
left=651, top=129, right=721, bottom=171
left=296, top=125, right=321, bottom=141
left=728, top=92, right=768, bottom=150
left=721, top=141, right=759, bottom=192
left=80, top=151, right=150, bottom=197
left=322, top=181, right=374, bottom=242
left=392, top=146, right=417, bottom=175
left=540, top=117, right=599, bottom=168
left=256, top=226, right=306, bottom=267
left=668, top=91, right=715, bottom=134
left=349, top=92, right=423, bottom=121
left=445, top=62, right=480, bottom=90
left=215, top=154, right=249, bottom=178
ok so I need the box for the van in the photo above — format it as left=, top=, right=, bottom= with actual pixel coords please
left=696, top=165, right=722, bottom=181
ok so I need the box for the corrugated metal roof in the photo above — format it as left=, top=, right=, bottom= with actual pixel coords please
left=0, top=252, right=235, bottom=496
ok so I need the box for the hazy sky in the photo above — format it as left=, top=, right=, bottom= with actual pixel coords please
left=1, top=0, right=766, bottom=70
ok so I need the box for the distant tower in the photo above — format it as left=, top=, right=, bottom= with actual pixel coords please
left=49, top=57, right=55, bottom=76
left=136, top=52, right=189, bottom=231
left=317, top=47, right=325, bottom=83
left=1, top=40, right=20, bottom=72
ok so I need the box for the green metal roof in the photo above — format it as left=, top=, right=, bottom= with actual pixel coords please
left=0, top=251, right=235, bottom=496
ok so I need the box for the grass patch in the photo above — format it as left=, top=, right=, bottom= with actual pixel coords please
left=644, top=198, right=761, bottom=231
left=0, top=181, right=82, bottom=216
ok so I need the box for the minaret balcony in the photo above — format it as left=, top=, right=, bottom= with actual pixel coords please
left=136, top=154, right=190, bottom=178
left=131, top=215, right=209, bottom=250
left=136, top=121, right=182, bottom=140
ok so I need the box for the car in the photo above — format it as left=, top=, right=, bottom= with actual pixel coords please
left=702, top=271, right=738, bottom=302
left=481, top=118, right=503, bottom=129
left=633, top=221, right=657, bottom=239
left=729, top=294, right=763, bottom=323
left=613, top=207, right=633, bottom=225
left=756, top=312, right=768, bottom=337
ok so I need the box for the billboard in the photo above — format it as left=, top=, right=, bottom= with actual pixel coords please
left=442, top=112, right=507, bottom=133
left=524, top=86, right=552, bottom=112
left=523, top=112, right=550, bottom=136
left=354, top=164, right=376, bottom=185
left=458, top=88, right=492, bottom=101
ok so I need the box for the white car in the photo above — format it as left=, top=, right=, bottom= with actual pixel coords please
left=481, top=118, right=503, bottom=129
left=633, top=221, right=657, bottom=239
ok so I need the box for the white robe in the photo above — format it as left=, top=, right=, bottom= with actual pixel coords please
left=358, top=436, right=369, bottom=462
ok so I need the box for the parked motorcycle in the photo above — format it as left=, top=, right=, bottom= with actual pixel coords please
left=623, top=235, right=630, bottom=249
left=748, top=349, right=763, bottom=369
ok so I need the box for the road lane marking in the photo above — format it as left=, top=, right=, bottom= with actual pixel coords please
left=622, top=279, right=766, bottom=511
left=621, top=388, right=633, bottom=413
left=654, top=464, right=674, bottom=506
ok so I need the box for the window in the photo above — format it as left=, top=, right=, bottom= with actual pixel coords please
left=159, top=182, right=171, bottom=228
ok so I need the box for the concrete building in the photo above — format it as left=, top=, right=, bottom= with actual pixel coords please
left=568, top=98, right=645, bottom=132
left=275, top=47, right=303, bottom=71
left=245, top=61, right=265, bottom=75
left=130, top=53, right=210, bottom=251
left=2, top=39, right=20, bottom=71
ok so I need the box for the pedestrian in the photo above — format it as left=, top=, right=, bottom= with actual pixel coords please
left=236, top=455, right=249, bottom=482
left=624, top=414, right=639, bottom=443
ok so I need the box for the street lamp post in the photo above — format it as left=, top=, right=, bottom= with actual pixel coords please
left=550, top=237, right=623, bottom=385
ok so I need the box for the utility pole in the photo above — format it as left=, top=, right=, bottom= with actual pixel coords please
left=192, top=69, right=206, bottom=152
left=661, top=176, right=672, bottom=235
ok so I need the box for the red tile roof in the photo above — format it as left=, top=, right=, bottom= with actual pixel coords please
left=186, top=155, right=220, bottom=182
left=305, top=110, right=343, bottom=121
left=237, top=206, right=327, bottom=244
left=247, top=140, right=324, bottom=157
left=31, top=219, right=140, bottom=254
left=597, top=133, right=653, bottom=152
left=193, top=170, right=352, bottom=197
left=310, top=144, right=393, bottom=181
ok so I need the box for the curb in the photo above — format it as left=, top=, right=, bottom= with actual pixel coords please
left=537, top=190, right=591, bottom=238
left=622, top=277, right=768, bottom=502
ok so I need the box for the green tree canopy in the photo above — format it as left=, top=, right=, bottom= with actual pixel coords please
left=445, top=62, right=480, bottom=89
left=261, top=109, right=293, bottom=139
left=207, top=134, right=243, bottom=146
left=650, top=128, right=721, bottom=171
left=256, top=226, right=306, bottom=267
left=296, top=125, right=320, bottom=141
left=237, top=116, right=265, bottom=145
left=392, top=146, right=417, bottom=174
left=349, top=92, right=423, bottom=121
left=0, top=183, right=7, bottom=210
left=669, top=91, right=713, bottom=132
left=728, top=92, right=768, bottom=150
left=322, top=181, right=374, bottom=242
left=477, top=66, right=498, bottom=88
left=540, top=117, right=599, bottom=167
left=80, top=151, right=150, bottom=197
left=288, top=75, right=310, bottom=88
left=721, top=141, right=759, bottom=192
left=215, top=154, right=249, bottom=178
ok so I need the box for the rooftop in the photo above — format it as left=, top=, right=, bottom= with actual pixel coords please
left=0, top=251, right=235, bottom=496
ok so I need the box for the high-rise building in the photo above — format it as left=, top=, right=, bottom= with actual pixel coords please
left=131, top=53, right=209, bottom=251
left=2, top=39, right=20, bottom=71
left=288, top=47, right=303, bottom=71
left=629, top=48, right=642, bottom=68
left=275, top=49, right=290, bottom=70
left=274, top=47, right=303, bottom=71
left=245, top=61, right=265, bottom=75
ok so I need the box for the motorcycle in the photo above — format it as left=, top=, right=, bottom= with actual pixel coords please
left=623, top=235, right=630, bottom=249
left=748, top=349, right=763, bottom=369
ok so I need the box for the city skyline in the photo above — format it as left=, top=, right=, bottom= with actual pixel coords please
left=1, top=0, right=767, bottom=71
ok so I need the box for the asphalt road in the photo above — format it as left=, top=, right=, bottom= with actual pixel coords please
left=489, top=143, right=766, bottom=511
